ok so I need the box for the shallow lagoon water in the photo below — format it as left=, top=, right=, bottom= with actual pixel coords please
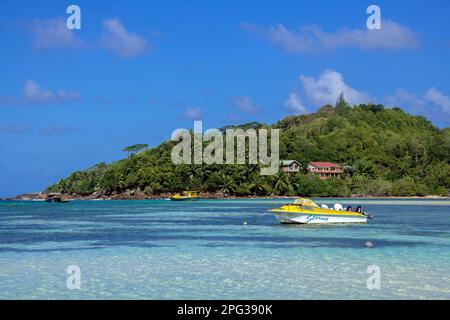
left=0, top=198, right=449, bottom=299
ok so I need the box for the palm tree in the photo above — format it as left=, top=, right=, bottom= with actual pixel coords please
left=88, top=173, right=99, bottom=191
left=290, top=176, right=300, bottom=193
left=231, top=166, right=246, bottom=184
left=59, top=178, right=71, bottom=194
left=122, top=144, right=149, bottom=155
left=186, top=165, right=202, bottom=183
left=250, top=175, right=269, bottom=196
left=244, top=164, right=258, bottom=178
left=273, top=171, right=291, bottom=195
left=219, top=174, right=237, bottom=196
left=199, top=164, right=213, bottom=183
left=100, top=170, right=125, bottom=194
left=127, top=153, right=139, bottom=171
left=351, top=174, right=365, bottom=194
left=114, top=173, right=126, bottom=192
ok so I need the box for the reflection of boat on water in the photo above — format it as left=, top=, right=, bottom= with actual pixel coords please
left=269, top=198, right=373, bottom=224
left=169, top=191, right=200, bottom=201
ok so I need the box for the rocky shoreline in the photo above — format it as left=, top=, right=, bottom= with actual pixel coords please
left=4, top=191, right=292, bottom=201
left=3, top=191, right=449, bottom=201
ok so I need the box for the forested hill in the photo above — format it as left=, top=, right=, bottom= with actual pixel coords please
left=46, top=101, right=450, bottom=198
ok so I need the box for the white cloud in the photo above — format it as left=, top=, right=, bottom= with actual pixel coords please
left=29, top=17, right=153, bottom=58
left=283, top=70, right=450, bottom=120
left=30, top=18, right=81, bottom=49
left=300, top=70, right=370, bottom=106
left=23, top=80, right=81, bottom=105
left=284, top=92, right=307, bottom=114
left=231, top=96, right=260, bottom=113
left=183, top=106, right=202, bottom=120
left=385, top=87, right=450, bottom=115
left=385, top=89, right=425, bottom=110
left=243, top=20, right=419, bottom=53
left=101, top=19, right=149, bottom=58
left=424, top=88, right=450, bottom=113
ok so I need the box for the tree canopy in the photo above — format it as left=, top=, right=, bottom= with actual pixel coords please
left=122, top=144, right=149, bottom=154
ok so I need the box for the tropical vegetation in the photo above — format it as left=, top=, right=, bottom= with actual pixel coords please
left=46, top=97, right=450, bottom=197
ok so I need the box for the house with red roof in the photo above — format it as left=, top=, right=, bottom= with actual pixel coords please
left=307, top=162, right=343, bottom=179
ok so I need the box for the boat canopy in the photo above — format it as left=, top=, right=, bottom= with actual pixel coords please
left=182, top=191, right=199, bottom=197
left=293, top=198, right=319, bottom=207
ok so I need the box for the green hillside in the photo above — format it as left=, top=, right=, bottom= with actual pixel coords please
left=46, top=99, right=450, bottom=197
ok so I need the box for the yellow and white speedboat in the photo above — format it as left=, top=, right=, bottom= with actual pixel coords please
left=269, top=198, right=372, bottom=224
left=169, top=191, right=200, bottom=201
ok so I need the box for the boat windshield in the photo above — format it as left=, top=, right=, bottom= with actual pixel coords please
left=293, top=198, right=319, bottom=207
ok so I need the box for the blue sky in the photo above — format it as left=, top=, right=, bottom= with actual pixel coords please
left=0, top=0, right=449, bottom=197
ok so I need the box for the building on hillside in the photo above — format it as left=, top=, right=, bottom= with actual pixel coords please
left=307, top=162, right=343, bottom=179
left=280, top=160, right=302, bottom=174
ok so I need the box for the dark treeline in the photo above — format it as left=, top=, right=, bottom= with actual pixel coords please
left=47, top=98, right=450, bottom=197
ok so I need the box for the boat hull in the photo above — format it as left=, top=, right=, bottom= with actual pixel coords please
left=169, top=197, right=199, bottom=201
left=274, top=212, right=367, bottom=224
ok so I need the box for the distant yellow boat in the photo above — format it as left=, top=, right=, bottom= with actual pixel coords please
left=170, top=191, right=200, bottom=201
left=269, top=198, right=373, bottom=224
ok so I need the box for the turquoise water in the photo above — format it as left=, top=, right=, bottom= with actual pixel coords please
left=0, top=198, right=449, bottom=299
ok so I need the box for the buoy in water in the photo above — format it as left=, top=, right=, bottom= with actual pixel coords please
left=365, top=241, right=374, bottom=248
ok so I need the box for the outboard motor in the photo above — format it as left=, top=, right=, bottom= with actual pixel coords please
left=362, top=209, right=374, bottom=219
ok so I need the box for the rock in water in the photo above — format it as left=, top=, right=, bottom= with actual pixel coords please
left=365, top=241, right=374, bottom=248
